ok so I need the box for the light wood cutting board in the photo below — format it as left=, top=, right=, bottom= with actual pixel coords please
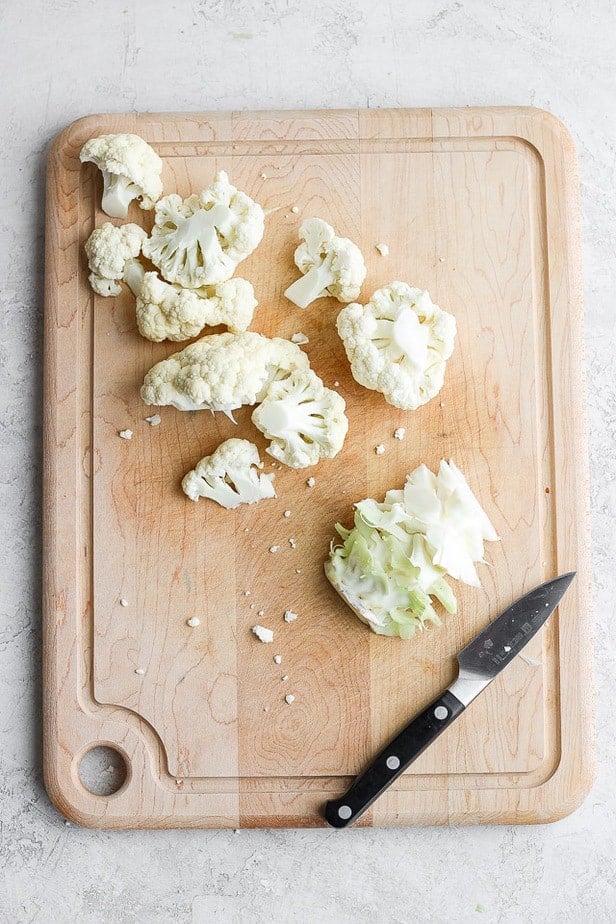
left=43, top=107, right=593, bottom=828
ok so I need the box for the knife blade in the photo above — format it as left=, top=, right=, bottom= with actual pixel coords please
left=324, top=572, right=576, bottom=828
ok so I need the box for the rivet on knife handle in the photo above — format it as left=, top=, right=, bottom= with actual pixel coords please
left=324, top=690, right=465, bottom=828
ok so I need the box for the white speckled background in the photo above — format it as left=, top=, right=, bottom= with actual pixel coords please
left=1, top=0, right=614, bottom=921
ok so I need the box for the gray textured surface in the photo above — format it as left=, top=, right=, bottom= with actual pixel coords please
left=1, top=1, right=614, bottom=921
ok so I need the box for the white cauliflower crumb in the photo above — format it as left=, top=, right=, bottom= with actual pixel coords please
left=393, top=427, right=406, bottom=440
left=244, top=590, right=251, bottom=597
left=375, top=444, right=385, bottom=455
left=291, top=332, right=310, bottom=345
left=295, top=569, right=302, bottom=574
left=135, top=668, right=145, bottom=675
left=306, top=477, right=316, bottom=487
left=285, top=694, right=295, bottom=705
left=281, top=675, right=289, bottom=681
left=289, top=538, right=296, bottom=549
left=291, top=205, right=299, bottom=214
left=284, top=610, right=298, bottom=623
left=269, top=545, right=280, bottom=553
left=252, top=625, right=274, bottom=643
left=333, top=381, right=340, bottom=387
left=283, top=510, right=291, bottom=518
left=375, top=242, right=389, bottom=256
left=260, top=172, right=267, bottom=179
left=145, top=414, right=162, bottom=426
left=273, top=654, right=282, bottom=664
left=119, top=429, right=133, bottom=440
left=120, top=598, right=129, bottom=607
left=186, top=617, right=200, bottom=627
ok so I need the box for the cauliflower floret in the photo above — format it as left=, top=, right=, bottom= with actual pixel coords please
left=142, top=171, right=265, bottom=288
left=80, top=134, right=163, bottom=219
left=182, top=438, right=276, bottom=509
left=284, top=218, right=366, bottom=309
left=85, top=222, right=147, bottom=297
left=124, top=260, right=257, bottom=341
left=252, top=370, right=348, bottom=469
left=336, top=282, right=457, bottom=410
left=140, top=331, right=309, bottom=417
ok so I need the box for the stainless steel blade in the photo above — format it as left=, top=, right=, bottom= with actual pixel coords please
left=449, top=573, right=576, bottom=705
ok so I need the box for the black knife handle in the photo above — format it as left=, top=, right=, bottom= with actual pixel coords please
left=324, top=689, right=465, bottom=828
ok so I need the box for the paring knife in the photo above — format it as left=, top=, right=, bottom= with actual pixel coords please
left=324, top=572, right=576, bottom=829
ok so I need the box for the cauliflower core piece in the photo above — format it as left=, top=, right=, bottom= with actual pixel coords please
left=336, top=282, right=457, bottom=410
left=124, top=260, right=257, bottom=341
left=85, top=222, right=146, bottom=297
left=140, top=331, right=309, bottom=417
left=252, top=370, right=348, bottom=469
left=284, top=218, right=366, bottom=309
left=182, top=438, right=276, bottom=509
left=142, top=171, right=265, bottom=288
left=80, top=133, right=163, bottom=219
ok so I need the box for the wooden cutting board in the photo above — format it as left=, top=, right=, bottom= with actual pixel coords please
left=43, top=107, right=593, bottom=828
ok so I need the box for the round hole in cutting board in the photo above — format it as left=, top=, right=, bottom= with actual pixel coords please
left=78, top=745, right=128, bottom=797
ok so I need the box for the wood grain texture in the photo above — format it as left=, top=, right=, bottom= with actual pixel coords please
left=43, top=108, right=593, bottom=829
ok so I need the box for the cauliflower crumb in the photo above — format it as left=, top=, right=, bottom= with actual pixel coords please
left=252, top=625, right=274, bottom=643
left=283, top=510, right=291, bottom=518
left=393, top=427, right=406, bottom=440
left=306, top=477, right=316, bottom=487
left=135, top=668, right=145, bottom=675
left=375, top=444, right=386, bottom=455
left=119, top=429, right=133, bottom=440
left=289, top=538, right=297, bottom=549
left=291, top=205, right=299, bottom=214
left=284, top=610, right=298, bottom=623
left=186, top=617, right=200, bottom=627
left=273, top=654, right=282, bottom=664
left=244, top=590, right=251, bottom=597
left=333, top=381, right=340, bottom=387
left=260, top=172, right=267, bottom=179
left=145, top=414, right=161, bottom=426
left=439, top=256, right=445, bottom=262
left=269, top=545, right=280, bottom=553
left=375, top=242, right=389, bottom=256
left=258, top=609, right=265, bottom=617
left=285, top=694, right=295, bottom=704
left=120, top=598, right=129, bottom=607
left=295, top=569, right=302, bottom=574
left=281, top=675, right=289, bottom=682
left=291, top=332, right=310, bottom=345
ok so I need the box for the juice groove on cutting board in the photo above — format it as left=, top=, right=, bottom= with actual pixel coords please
left=43, top=108, right=593, bottom=828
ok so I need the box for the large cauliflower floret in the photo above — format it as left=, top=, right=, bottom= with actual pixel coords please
left=80, top=134, right=163, bottom=219
left=182, top=438, right=276, bottom=509
left=336, top=282, right=457, bottom=410
left=84, top=222, right=147, bottom=297
left=142, top=171, right=265, bottom=288
left=123, top=260, right=257, bottom=341
left=140, top=331, right=309, bottom=417
left=284, top=218, right=366, bottom=309
left=252, top=370, right=348, bottom=469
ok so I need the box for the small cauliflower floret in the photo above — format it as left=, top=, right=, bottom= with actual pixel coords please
left=142, top=171, right=265, bottom=288
left=124, top=260, right=257, bottom=341
left=140, top=331, right=309, bottom=417
left=80, top=134, right=163, bottom=219
left=85, top=222, right=146, bottom=297
left=252, top=370, right=348, bottom=469
left=284, top=218, right=366, bottom=309
left=182, top=438, right=276, bottom=509
left=336, top=282, right=457, bottom=411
